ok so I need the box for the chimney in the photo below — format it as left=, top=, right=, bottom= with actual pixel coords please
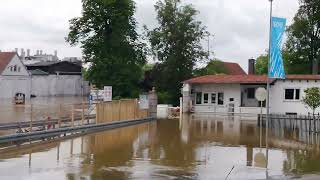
left=21, top=49, right=25, bottom=60
left=40, top=50, right=43, bottom=55
left=248, top=59, right=256, bottom=75
left=54, top=50, right=58, bottom=57
left=27, top=49, right=30, bottom=57
left=36, top=50, right=39, bottom=55
left=15, top=48, right=18, bottom=54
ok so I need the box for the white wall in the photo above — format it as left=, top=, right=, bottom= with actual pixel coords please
left=0, top=76, right=31, bottom=99
left=270, top=79, right=320, bottom=115
left=31, top=75, right=90, bottom=97
left=241, top=85, right=264, bottom=107
left=191, top=84, right=241, bottom=113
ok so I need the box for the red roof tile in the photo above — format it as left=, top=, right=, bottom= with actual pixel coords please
left=286, top=75, right=320, bottom=80
left=184, top=74, right=320, bottom=84
left=0, top=52, right=16, bottom=74
left=184, top=75, right=271, bottom=84
left=223, top=62, right=246, bottom=75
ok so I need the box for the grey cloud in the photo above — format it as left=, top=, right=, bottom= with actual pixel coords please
left=0, top=0, right=299, bottom=70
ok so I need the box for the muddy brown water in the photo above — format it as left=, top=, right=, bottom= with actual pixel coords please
left=0, top=97, right=87, bottom=123
left=1, top=114, right=320, bottom=179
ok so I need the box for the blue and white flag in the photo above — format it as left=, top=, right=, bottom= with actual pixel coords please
left=269, top=17, right=286, bottom=79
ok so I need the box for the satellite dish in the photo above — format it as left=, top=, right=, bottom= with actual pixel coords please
left=255, top=88, right=267, bottom=101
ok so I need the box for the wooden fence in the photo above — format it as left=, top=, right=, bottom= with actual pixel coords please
left=96, top=99, right=149, bottom=124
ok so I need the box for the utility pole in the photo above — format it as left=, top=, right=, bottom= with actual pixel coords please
left=266, top=0, right=273, bottom=171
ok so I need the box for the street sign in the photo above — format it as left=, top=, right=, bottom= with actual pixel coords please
left=103, top=86, right=112, bottom=102
left=255, top=88, right=267, bottom=101
left=139, top=94, right=149, bottom=110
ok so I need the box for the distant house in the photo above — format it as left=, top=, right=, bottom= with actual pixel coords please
left=26, top=61, right=89, bottom=97
left=0, top=51, right=90, bottom=99
left=0, top=52, right=31, bottom=99
left=26, top=61, right=82, bottom=75
left=182, top=60, right=320, bottom=116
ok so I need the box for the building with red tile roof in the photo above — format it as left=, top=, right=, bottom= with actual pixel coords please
left=182, top=61, right=320, bottom=116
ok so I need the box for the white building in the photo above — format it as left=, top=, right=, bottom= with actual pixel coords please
left=182, top=68, right=320, bottom=116
left=0, top=52, right=31, bottom=99
left=0, top=52, right=90, bottom=99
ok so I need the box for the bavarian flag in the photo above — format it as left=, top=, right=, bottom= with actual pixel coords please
left=269, top=17, right=286, bottom=79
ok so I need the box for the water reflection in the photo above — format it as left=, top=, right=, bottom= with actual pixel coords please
left=1, top=115, right=320, bottom=179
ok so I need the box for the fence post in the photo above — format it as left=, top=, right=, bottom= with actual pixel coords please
left=71, top=105, right=75, bottom=127
left=134, top=98, right=138, bottom=119
left=82, top=101, right=85, bottom=125
left=58, top=104, right=62, bottom=128
left=96, top=103, right=99, bottom=124
left=148, top=87, right=158, bottom=118
left=118, top=100, right=121, bottom=121
left=30, top=104, right=33, bottom=132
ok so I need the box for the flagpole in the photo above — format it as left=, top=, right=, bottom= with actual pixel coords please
left=266, top=0, right=273, bottom=171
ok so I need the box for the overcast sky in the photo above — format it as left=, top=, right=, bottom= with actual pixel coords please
left=0, top=0, right=299, bottom=71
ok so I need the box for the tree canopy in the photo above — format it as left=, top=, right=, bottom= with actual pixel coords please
left=286, top=0, right=320, bottom=74
left=303, top=87, right=320, bottom=115
left=147, top=0, right=208, bottom=104
left=66, top=0, right=146, bottom=98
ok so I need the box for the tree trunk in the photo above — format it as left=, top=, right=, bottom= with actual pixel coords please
left=312, top=58, right=318, bottom=74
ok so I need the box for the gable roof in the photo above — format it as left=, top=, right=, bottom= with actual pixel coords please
left=223, top=62, right=246, bottom=75
left=0, top=52, right=16, bottom=74
left=184, top=74, right=320, bottom=85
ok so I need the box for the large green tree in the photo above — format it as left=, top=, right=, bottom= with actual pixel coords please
left=286, top=0, right=320, bottom=74
left=254, top=50, right=308, bottom=75
left=66, top=0, right=146, bottom=98
left=147, top=0, right=208, bottom=104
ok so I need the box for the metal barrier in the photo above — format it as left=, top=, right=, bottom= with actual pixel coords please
left=0, top=117, right=155, bottom=144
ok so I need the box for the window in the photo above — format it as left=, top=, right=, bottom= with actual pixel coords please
left=211, top=93, right=216, bottom=104
left=18, top=67, right=21, bottom=72
left=295, top=89, right=300, bottom=100
left=13, top=65, right=17, bottom=72
left=218, top=92, right=224, bottom=105
left=203, top=93, right=209, bottom=104
left=247, top=88, right=255, bottom=99
left=196, top=92, right=202, bottom=104
left=285, top=89, right=300, bottom=100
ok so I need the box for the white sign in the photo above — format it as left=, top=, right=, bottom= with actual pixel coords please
left=103, top=86, right=112, bottom=102
left=255, top=88, right=267, bottom=101
left=139, top=94, right=149, bottom=110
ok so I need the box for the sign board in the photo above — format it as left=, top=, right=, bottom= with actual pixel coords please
left=255, top=88, right=267, bottom=101
left=103, top=86, right=112, bottom=102
left=139, top=94, right=149, bottom=110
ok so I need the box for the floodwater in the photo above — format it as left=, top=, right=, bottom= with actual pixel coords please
left=0, top=97, right=86, bottom=123
left=1, top=114, right=320, bottom=180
